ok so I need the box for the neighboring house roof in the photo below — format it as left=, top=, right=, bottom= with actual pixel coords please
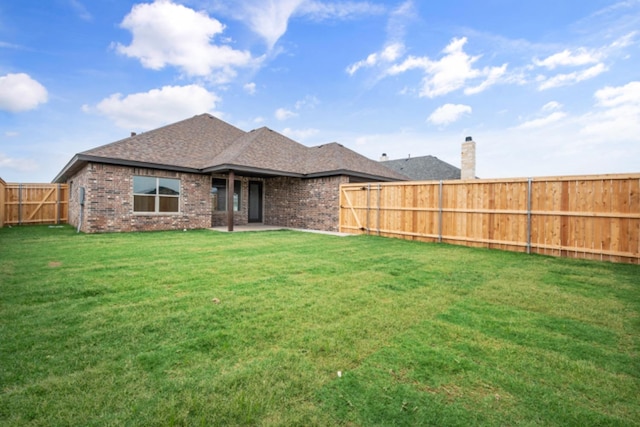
left=380, top=155, right=461, bottom=181
left=54, top=113, right=407, bottom=183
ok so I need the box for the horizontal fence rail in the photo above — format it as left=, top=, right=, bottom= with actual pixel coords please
left=0, top=179, right=69, bottom=227
left=339, top=174, right=640, bottom=264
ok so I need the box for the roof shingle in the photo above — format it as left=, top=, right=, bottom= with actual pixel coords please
left=54, top=113, right=407, bottom=182
left=380, top=155, right=461, bottom=181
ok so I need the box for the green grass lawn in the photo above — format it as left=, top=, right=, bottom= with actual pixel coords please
left=1, top=225, right=638, bottom=426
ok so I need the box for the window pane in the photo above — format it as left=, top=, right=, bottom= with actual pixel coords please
left=211, top=178, right=241, bottom=211
left=134, top=176, right=157, bottom=194
left=234, top=180, right=241, bottom=211
left=159, top=178, right=180, bottom=195
left=134, top=195, right=155, bottom=212
left=159, top=196, right=179, bottom=212
left=212, top=179, right=226, bottom=211
left=216, top=188, right=226, bottom=211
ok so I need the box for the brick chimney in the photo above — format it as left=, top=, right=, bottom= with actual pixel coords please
left=461, top=136, right=476, bottom=179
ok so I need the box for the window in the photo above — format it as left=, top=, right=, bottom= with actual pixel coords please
left=133, top=176, right=180, bottom=213
left=212, top=178, right=241, bottom=211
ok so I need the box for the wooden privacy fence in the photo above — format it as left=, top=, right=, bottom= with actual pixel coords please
left=0, top=179, right=69, bottom=227
left=340, top=173, right=640, bottom=264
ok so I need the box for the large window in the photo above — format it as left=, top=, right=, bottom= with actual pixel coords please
left=212, top=178, right=241, bottom=211
left=133, top=176, right=180, bottom=213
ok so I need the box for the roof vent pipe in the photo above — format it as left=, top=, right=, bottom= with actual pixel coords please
left=379, top=153, right=389, bottom=161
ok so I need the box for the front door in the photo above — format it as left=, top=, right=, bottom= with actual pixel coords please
left=248, top=181, right=263, bottom=223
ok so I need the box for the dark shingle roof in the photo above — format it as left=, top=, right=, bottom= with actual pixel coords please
left=380, top=155, right=461, bottom=181
left=207, top=127, right=311, bottom=175
left=305, top=143, right=410, bottom=180
left=54, top=114, right=407, bottom=182
left=80, top=114, right=246, bottom=169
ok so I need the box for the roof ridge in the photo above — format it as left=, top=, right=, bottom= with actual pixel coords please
left=80, top=113, right=240, bottom=156
left=208, top=127, right=265, bottom=165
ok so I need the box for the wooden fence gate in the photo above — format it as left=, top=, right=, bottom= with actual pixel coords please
left=339, top=173, right=640, bottom=264
left=0, top=179, right=69, bottom=227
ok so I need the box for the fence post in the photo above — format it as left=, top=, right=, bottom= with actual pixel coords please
left=526, top=177, right=532, bottom=254
left=366, top=184, right=371, bottom=235
left=18, top=183, right=23, bottom=226
left=56, top=184, right=61, bottom=224
left=438, top=180, right=443, bottom=243
left=377, top=184, right=381, bottom=236
left=0, top=178, right=5, bottom=228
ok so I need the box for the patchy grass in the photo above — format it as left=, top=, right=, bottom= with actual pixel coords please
left=0, top=225, right=638, bottom=426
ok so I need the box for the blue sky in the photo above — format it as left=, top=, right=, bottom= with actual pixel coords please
left=1, top=0, right=639, bottom=182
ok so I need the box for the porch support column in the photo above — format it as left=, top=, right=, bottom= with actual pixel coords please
left=227, top=170, right=235, bottom=232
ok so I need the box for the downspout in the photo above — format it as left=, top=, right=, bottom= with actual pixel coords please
left=77, top=187, right=85, bottom=233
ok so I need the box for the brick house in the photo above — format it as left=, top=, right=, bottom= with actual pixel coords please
left=53, top=114, right=407, bottom=233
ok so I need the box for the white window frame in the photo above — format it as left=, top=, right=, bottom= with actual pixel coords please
left=133, top=176, right=181, bottom=214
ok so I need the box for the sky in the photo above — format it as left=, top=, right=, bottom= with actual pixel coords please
left=1, top=0, right=639, bottom=182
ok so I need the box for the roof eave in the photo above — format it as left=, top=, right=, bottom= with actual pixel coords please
left=52, top=154, right=84, bottom=183
left=53, top=154, right=202, bottom=183
left=304, top=169, right=408, bottom=181
left=203, top=164, right=304, bottom=178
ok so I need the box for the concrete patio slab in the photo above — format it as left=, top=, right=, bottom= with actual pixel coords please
left=209, top=224, right=353, bottom=237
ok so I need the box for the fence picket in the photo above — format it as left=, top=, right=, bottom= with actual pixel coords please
left=1, top=182, right=69, bottom=226
left=340, top=174, right=640, bottom=264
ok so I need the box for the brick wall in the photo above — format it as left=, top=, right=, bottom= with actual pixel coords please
left=67, top=163, right=211, bottom=233
left=264, top=175, right=348, bottom=232
left=66, top=164, right=349, bottom=233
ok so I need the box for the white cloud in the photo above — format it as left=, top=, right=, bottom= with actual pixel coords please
left=542, top=101, right=562, bottom=112
left=464, top=63, right=508, bottom=95
left=517, top=111, right=567, bottom=129
left=581, top=80, right=640, bottom=138
left=282, top=127, right=319, bottom=140
left=346, top=2, right=415, bottom=76
left=346, top=42, right=405, bottom=75
left=231, top=0, right=384, bottom=49
left=115, top=1, right=254, bottom=81
left=594, top=80, right=640, bottom=107
left=4, top=131, right=19, bottom=137
left=608, top=30, right=637, bottom=49
left=515, top=101, right=567, bottom=129
left=294, top=95, right=320, bottom=110
left=236, top=0, right=305, bottom=49
left=298, top=1, right=385, bottom=21
left=274, top=95, right=319, bottom=121
left=0, top=152, right=38, bottom=172
left=244, top=82, right=257, bottom=95
left=275, top=108, right=298, bottom=120
left=538, top=63, right=607, bottom=90
left=427, top=103, right=472, bottom=126
left=531, top=32, right=636, bottom=91
left=386, top=0, right=416, bottom=39
left=0, top=73, right=48, bottom=112
left=92, top=84, right=220, bottom=130
left=386, top=37, right=507, bottom=98
left=69, top=0, right=93, bottom=21
left=533, top=48, right=602, bottom=69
